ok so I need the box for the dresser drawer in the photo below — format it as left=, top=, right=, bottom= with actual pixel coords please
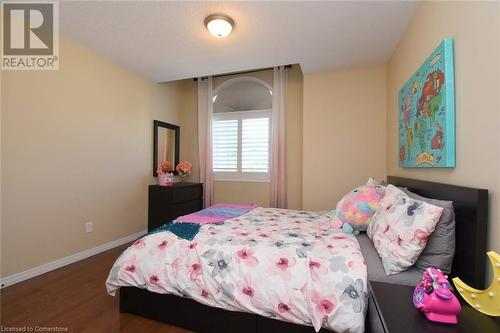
left=148, top=183, right=203, bottom=232
left=171, top=185, right=202, bottom=204
left=172, top=199, right=203, bottom=219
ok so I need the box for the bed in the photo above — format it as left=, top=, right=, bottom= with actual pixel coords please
left=108, top=207, right=367, bottom=332
left=108, top=176, right=488, bottom=333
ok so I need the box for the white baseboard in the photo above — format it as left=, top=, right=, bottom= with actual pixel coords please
left=0, top=230, right=146, bottom=289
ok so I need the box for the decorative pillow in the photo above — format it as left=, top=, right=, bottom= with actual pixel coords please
left=330, top=178, right=385, bottom=232
left=367, top=185, right=443, bottom=275
left=401, top=188, right=456, bottom=274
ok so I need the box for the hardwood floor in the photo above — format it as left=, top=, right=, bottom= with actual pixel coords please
left=0, top=244, right=193, bottom=333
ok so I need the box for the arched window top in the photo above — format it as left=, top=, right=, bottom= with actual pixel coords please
left=213, top=76, right=272, bottom=113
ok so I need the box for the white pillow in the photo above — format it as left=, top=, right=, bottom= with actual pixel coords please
left=367, top=185, right=443, bottom=275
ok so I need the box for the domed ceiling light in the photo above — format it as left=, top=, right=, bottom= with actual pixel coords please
left=205, top=14, right=234, bottom=38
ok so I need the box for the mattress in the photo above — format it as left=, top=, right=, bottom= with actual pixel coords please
left=356, top=233, right=422, bottom=286
left=106, top=207, right=368, bottom=333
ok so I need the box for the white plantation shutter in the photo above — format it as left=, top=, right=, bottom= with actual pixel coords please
left=213, top=119, right=238, bottom=172
left=242, top=118, right=269, bottom=172
left=213, top=110, right=271, bottom=181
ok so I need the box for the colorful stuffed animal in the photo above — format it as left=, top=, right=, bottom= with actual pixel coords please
left=331, top=178, right=385, bottom=234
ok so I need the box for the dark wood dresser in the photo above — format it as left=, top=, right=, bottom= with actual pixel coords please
left=148, top=183, right=203, bottom=231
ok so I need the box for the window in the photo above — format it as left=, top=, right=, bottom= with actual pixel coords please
left=212, top=77, right=273, bottom=182
left=213, top=110, right=271, bottom=181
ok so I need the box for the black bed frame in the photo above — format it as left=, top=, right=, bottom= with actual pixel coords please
left=119, top=176, right=489, bottom=333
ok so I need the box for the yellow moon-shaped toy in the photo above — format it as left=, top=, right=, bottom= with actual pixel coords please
left=452, top=251, right=500, bottom=316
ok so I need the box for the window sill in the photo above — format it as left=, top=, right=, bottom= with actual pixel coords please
left=214, top=177, right=271, bottom=183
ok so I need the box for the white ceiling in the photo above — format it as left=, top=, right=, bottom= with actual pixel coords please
left=60, top=1, right=419, bottom=83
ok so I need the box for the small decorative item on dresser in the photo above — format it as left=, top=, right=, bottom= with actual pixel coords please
left=176, top=161, right=192, bottom=183
left=453, top=251, right=500, bottom=316
left=157, top=161, right=174, bottom=186
left=413, top=267, right=461, bottom=324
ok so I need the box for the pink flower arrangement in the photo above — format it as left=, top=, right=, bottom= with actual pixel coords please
left=176, top=161, right=192, bottom=176
left=157, top=160, right=173, bottom=174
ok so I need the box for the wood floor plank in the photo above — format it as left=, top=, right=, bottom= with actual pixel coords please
left=0, top=244, right=193, bottom=333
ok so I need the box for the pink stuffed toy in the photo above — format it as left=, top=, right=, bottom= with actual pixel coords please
left=331, top=179, right=385, bottom=234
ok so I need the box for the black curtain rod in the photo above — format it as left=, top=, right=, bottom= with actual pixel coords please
left=193, top=64, right=292, bottom=81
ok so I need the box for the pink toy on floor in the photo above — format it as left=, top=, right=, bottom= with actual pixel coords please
left=413, top=267, right=461, bottom=324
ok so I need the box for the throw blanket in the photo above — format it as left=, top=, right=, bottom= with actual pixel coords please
left=175, top=203, right=257, bottom=224
left=147, top=222, right=201, bottom=241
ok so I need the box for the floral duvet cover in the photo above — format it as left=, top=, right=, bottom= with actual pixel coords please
left=106, top=207, right=368, bottom=332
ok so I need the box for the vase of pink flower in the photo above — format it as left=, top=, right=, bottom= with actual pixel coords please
left=176, top=161, right=192, bottom=183
left=157, top=161, right=174, bottom=186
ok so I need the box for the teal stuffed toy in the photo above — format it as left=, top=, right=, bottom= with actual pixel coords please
left=341, top=222, right=360, bottom=235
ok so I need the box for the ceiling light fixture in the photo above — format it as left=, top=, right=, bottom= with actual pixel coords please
left=205, top=14, right=234, bottom=38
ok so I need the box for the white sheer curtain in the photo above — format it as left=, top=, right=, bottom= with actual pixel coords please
left=197, top=77, right=214, bottom=207
left=270, top=66, right=287, bottom=208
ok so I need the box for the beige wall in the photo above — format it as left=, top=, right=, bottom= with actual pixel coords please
left=1, top=37, right=187, bottom=277
left=0, top=67, right=3, bottom=279
left=302, top=67, right=387, bottom=211
left=386, top=1, right=500, bottom=257
left=185, top=66, right=304, bottom=209
left=214, top=181, right=270, bottom=207
left=178, top=79, right=200, bottom=183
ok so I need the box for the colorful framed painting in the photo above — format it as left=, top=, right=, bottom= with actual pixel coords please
left=398, top=38, right=455, bottom=168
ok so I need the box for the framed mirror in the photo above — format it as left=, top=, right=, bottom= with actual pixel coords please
left=153, top=120, right=180, bottom=176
